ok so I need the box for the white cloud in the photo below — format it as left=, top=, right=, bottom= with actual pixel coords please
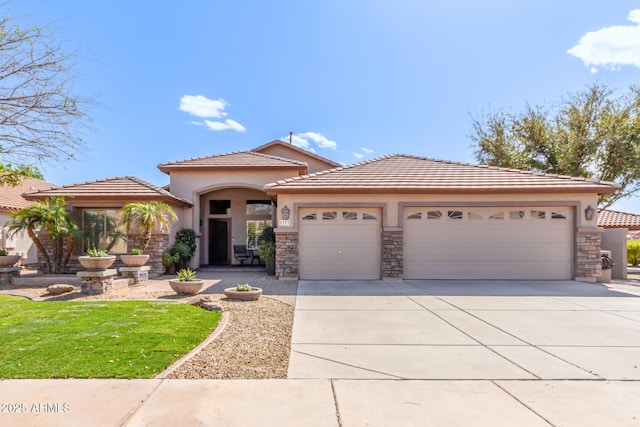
left=568, top=9, right=640, bottom=71
left=204, top=119, right=246, bottom=132
left=353, top=152, right=363, bottom=159
left=361, top=147, right=374, bottom=154
left=280, top=131, right=337, bottom=151
left=179, top=95, right=228, bottom=118
left=180, top=94, right=245, bottom=132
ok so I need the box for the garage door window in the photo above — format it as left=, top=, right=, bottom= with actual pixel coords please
left=407, top=212, right=422, bottom=220
left=427, top=211, right=442, bottom=219
left=531, top=210, right=546, bottom=219
left=468, top=211, right=483, bottom=220
left=551, top=212, right=567, bottom=219
left=302, top=213, right=317, bottom=221
left=363, top=213, right=378, bottom=220
left=322, top=211, right=337, bottom=220
left=343, top=211, right=357, bottom=220
left=489, top=212, right=504, bottom=220
left=510, top=210, right=525, bottom=220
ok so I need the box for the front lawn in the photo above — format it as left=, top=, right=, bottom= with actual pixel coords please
left=0, top=295, right=221, bottom=378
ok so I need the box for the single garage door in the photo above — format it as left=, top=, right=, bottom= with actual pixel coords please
left=404, top=207, right=573, bottom=280
left=299, top=208, right=381, bottom=280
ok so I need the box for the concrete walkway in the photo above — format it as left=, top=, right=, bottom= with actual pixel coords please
left=1, top=278, right=640, bottom=426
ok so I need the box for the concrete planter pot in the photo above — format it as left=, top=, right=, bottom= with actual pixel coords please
left=0, top=255, right=21, bottom=267
left=169, top=279, right=204, bottom=295
left=263, top=258, right=275, bottom=276
left=120, top=254, right=150, bottom=267
left=223, top=287, right=263, bottom=301
left=78, top=255, right=116, bottom=270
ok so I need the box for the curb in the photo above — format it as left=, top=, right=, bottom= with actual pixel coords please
left=155, top=311, right=230, bottom=379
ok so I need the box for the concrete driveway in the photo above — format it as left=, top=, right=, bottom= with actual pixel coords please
left=288, top=280, right=640, bottom=380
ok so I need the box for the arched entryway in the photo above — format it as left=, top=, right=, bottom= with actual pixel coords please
left=199, top=187, right=273, bottom=266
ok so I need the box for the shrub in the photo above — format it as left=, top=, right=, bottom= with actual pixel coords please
left=170, top=228, right=197, bottom=269
left=176, top=268, right=197, bottom=281
left=628, top=240, right=640, bottom=266
left=87, top=248, right=108, bottom=257
left=236, top=283, right=252, bottom=291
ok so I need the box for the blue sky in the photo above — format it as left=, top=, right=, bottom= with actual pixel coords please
left=11, top=1, right=640, bottom=212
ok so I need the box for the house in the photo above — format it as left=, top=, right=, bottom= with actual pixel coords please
left=0, top=178, right=56, bottom=265
left=25, top=140, right=619, bottom=281
left=598, top=209, right=640, bottom=240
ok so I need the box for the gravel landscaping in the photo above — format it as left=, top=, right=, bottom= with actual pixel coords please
left=0, top=274, right=295, bottom=379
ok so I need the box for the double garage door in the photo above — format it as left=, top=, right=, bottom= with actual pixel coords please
left=404, top=207, right=573, bottom=280
left=299, top=206, right=573, bottom=280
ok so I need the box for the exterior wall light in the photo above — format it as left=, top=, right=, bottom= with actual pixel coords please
left=585, top=205, right=595, bottom=221
left=281, top=205, right=290, bottom=221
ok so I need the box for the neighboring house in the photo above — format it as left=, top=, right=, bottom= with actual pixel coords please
left=598, top=209, right=640, bottom=240
left=24, top=140, right=619, bottom=281
left=0, top=178, right=56, bottom=265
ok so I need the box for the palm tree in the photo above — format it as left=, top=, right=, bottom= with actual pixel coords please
left=120, top=201, right=177, bottom=252
left=5, top=196, right=79, bottom=273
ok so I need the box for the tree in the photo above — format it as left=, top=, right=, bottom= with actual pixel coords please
left=470, top=83, right=640, bottom=208
left=120, top=202, right=178, bottom=253
left=4, top=196, right=79, bottom=273
left=0, top=10, right=90, bottom=185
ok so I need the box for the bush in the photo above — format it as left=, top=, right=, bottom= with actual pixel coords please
left=170, top=228, right=197, bottom=269
left=628, top=240, right=640, bottom=266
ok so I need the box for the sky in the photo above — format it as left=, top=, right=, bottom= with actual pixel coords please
left=8, top=1, right=640, bottom=213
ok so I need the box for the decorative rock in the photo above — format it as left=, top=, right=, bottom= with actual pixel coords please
left=201, top=302, right=223, bottom=311
left=189, top=295, right=214, bottom=307
left=46, top=284, right=75, bottom=295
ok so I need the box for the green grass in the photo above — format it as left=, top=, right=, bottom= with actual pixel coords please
left=0, top=294, right=221, bottom=379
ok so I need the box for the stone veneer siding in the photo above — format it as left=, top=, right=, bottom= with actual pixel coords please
left=275, top=231, right=299, bottom=278
left=382, top=230, right=403, bottom=278
left=35, top=232, right=169, bottom=276
left=575, top=228, right=602, bottom=281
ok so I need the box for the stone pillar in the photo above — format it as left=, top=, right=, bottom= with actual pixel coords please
left=119, top=266, right=151, bottom=285
left=0, top=267, right=21, bottom=286
left=382, top=229, right=403, bottom=278
left=575, top=227, right=602, bottom=282
left=275, top=230, right=299, bottom=279
left=77, top=269, right=118, bottom=294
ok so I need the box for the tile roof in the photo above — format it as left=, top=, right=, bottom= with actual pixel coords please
left=157, top=151, right=308, bottom=174
left=0, top=178, right=55, bottom=211
left=598, top=209, right=640, bottom=229
left=265, top=154, right=620, bottom=194
left=251, top=140, right=341, bottom=168
left=23, top=176, right=192, bottom=207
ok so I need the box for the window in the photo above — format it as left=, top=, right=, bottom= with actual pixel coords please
left=322, top=211, right=337, bottom=220
left=407, top=212, right=422, bottom=220
left=363, top=213, right=378, bottom=220
left=510, top=210, right=525, bottom=220
left=551, top=212, right=567, bottom=220
left=246, top=220, right=273, bottom=249
left=343, top=211, right=357, bottom=220
left=468, top=211, right=483, bottom=220
left=530, top=210, right=546, bottom=220
left=489, top=211, right=504, bottom=220
left=210, top=200, right=230, bottom=215
left=302, top=213, right=317, bottom=221
left=448, top=210, right=463, bottom=220
left=246, top=200, right=273, bottom=216
left=427, top=211, right=442, bottom=219
left=82, top=209, right=127, bottom=253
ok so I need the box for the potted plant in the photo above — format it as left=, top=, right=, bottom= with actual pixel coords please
left=0, top=249, right=21, bottom=267
left=120, top=248, right=150, bottom=267
left=257, top=227, right=276, bottom=276
left=223, top=283, right=263, bottom=301
left=78, top=248, right=116, bottom=270
left=169, top=268, right=204, bottom=295
left=162, top=251, right=179, bottom=275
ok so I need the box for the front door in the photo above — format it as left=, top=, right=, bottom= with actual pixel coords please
left=209, top=219, right=229, bottom=265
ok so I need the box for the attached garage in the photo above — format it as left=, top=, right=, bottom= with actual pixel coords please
left=403, top=206, right=573, bottom=280
left=299, top=207, right=381, bottom=280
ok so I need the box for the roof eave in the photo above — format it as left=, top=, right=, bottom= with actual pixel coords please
left=266, top=186, right=620, bottom=195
